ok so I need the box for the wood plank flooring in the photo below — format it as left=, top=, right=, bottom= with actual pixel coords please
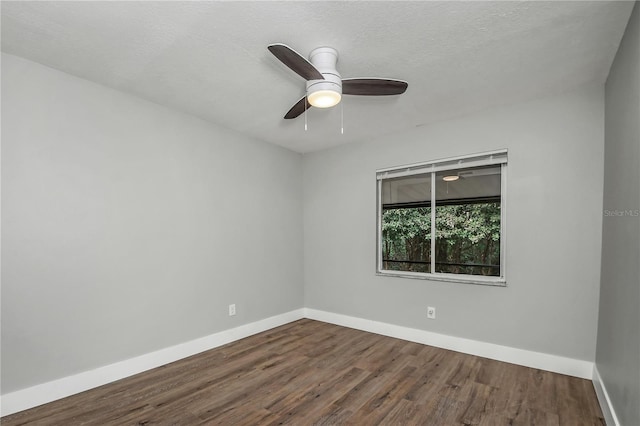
left=2, top=319, right=604, bottom=425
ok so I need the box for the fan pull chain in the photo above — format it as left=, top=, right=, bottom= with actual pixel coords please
left=341, top=100, right=344, bottom=135
left=304, top=97, right=308, bottom=131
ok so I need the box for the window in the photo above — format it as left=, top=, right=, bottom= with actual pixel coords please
left=376, top=150, right=507, bottom=285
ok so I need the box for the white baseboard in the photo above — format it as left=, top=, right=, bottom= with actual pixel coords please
left=592, top=365, right=620, bottom=426
left=1, top=307, right=596, bottom=417
left=0, top=309, right=305, bottom=417
left=304, top=308, right=594, bottom=380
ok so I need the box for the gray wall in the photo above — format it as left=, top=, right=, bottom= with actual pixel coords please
left=304, top=85, right=604, bottom=361
left=1, top=53, right=304, bottom=393
left=597, top=2, right=640, bottom=425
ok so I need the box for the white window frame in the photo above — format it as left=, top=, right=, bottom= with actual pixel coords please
left=376, top=149, right=507, bottom=286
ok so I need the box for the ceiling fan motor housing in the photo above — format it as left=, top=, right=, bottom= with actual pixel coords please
left=306, top=47, right=342, bottom=100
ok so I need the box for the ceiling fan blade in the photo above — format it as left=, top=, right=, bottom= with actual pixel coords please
left=284, top=96, right=309, bottom=119
left=268, top=43, right=324, bottom=81
left=342, top=78, right=408, bottom=96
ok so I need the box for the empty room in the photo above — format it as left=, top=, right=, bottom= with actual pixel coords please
left=1, top=1, right=639, bottom=425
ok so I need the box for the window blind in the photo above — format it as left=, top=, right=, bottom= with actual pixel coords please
left=376, top=149, right=507, bottom=180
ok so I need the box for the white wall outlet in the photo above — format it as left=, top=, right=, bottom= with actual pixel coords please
left=427, top=306, right=436, bottom=319
left=228, top=304, right=236, bottom=316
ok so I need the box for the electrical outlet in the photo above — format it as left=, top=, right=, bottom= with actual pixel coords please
left=427, top=306, right=436, bottom=319
left=228, top=304, right=236, bottom=316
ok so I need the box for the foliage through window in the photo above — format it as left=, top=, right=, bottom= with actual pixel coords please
left=377, top=151, right=507, bottom=284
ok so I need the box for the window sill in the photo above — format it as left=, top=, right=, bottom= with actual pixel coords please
left=376, top=270, right=506, bottom=286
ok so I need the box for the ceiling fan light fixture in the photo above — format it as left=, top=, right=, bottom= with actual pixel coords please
left=306, top=73, right=343, bottom=109
left=442, top=175, right=460, bottom=182
left=308, top=89, right=341, bottom=108
left=268, top=43, right=408, bottom=119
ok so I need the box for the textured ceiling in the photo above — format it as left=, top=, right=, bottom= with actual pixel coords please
left=1, top=1, right=634, bottom=153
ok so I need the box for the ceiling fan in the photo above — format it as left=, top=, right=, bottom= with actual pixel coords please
left=268, top=43, right=408, bottom=119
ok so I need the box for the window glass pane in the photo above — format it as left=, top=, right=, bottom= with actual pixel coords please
left=435, top=165, right=501, bottom=276
left=381, top=174, right=431, bottom=273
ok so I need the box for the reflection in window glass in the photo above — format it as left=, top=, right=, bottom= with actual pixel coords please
left=381, top=175, right=431, bottom=273
left=435, top=166, right=501, bottom=276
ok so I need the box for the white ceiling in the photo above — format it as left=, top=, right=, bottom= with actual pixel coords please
left=1, top=1, right=634, bottom=153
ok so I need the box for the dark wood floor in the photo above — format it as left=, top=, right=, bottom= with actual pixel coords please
left=2, top=319, right=604, bottom=425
